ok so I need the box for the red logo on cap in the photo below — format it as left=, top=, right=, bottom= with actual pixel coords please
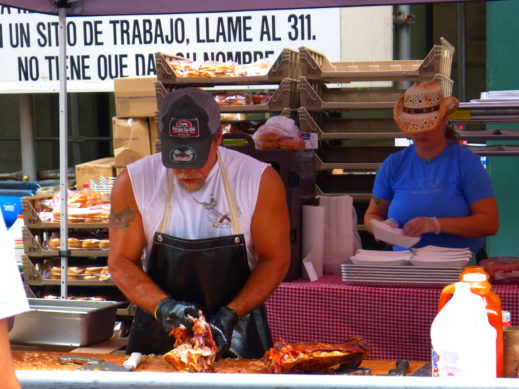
left=175, top=120, right=192, bottom=128
left=169, top=118, right=200, bottom=137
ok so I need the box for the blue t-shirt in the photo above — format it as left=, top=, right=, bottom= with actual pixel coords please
left=373, top=143, right=494, bottom=253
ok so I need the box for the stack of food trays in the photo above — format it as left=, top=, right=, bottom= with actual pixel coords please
left=20, top=191, right=119, bottom=298
left=297, top=38, right=455, bottom=247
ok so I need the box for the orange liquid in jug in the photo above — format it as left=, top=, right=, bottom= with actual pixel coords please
left=438, top=266, right=503, bottom=377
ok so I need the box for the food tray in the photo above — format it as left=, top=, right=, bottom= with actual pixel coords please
left=155, top=79, right=299, bottom=112
left=298, top=107, right=400, bottom=140
left=341, top=263, right=462, bottom=288
left=155, top=48, right=299, bottom=86
left=22, top=227, right=109, bottom=258
left=22, top=255, right=115, bottom=287
left=467, top=145, right=519, bottom=157
left=298, top=76, right=405, bottom=112
left=9, top=298, right=121, bottom=347
left=299, top=37, right=454, bottom=82
left=315, top=144, right=402, bottom=171
left=22, top=194, right=108, bottom=229
left=315, top=155, right=380, bottom=171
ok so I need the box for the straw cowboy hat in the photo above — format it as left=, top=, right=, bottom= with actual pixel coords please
left=393, top=81, right=459, bottom=134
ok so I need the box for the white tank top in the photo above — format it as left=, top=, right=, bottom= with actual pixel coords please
left=127, top=146, right=269, bottom=270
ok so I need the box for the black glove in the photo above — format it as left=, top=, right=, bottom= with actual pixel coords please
left=154, top=298, right=199, bottom=334
left=209, top=306, right=239, bottom=357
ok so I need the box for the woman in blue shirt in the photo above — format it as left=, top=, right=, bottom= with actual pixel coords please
left=364, top=81, right=498, bottom=256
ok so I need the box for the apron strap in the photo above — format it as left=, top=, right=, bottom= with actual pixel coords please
left=159, top=170, right=175, bottom=234
left=159, top=149, right=242, bottom=236
left=217, top=149, right=242, bottom=236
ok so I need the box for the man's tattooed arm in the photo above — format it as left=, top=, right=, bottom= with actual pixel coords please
left=109, top=207, right=136, bottom=229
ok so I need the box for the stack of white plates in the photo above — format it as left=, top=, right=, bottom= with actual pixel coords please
left=411, top=246, right=471, bottom=267
left=349, top=249, right=412, bottom=267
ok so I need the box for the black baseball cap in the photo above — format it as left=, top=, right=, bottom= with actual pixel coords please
left=158, top=87, right=221, bottom=169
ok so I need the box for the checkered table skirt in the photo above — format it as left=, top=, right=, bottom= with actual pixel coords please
left=264, top=274, right=519, bottom=361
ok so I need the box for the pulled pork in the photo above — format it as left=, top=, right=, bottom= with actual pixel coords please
left=163, top=313, right=217, bottom=372
left=263, top=338, right=370, bottom=374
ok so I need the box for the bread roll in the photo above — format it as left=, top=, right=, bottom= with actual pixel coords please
left=99, top=239, right=110, bottom=249
left=49, top=238, right=61, bottom=249
left=82, top=239, right=100, bottom=249
left=68, top=238, right=81, bottom=248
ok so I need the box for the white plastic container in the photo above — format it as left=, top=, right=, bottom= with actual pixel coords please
left=431, top=281, right=496, bottom=378
left=7, top=214, right=24, bottom=267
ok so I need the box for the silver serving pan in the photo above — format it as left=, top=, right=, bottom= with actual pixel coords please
left=10, top=298, right=121, bottom=347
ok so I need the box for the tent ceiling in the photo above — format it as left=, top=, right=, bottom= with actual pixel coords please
left=0, top=0, right=490, bottom=15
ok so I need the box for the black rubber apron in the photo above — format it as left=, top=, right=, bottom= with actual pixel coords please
left=126, top=151, right=272, bottom=358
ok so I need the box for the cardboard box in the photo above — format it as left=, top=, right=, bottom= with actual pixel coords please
left=148, top=117, right=160, bottom=154
left=113, top=117, right=151, bottom=167
left=114, top=76, right=157, bottom=118
left=75, top=157, right=116, bottom=190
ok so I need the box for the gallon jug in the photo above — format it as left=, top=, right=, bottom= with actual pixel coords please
left=438, top=266, right=503, bottom=377
left=431, top=282, right=496, bottom=378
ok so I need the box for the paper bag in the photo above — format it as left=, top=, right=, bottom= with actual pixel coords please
left=319, top=195, right=362, bottom=274
left=302, top=205, right=325, bottom=281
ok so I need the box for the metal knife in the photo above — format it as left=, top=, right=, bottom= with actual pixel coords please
left=58, top=355, right=128, bottom=372
left=378, top=359, right=409, bottom=376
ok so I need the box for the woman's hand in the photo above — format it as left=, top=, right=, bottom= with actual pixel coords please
left=402, top=217, right=441, bottom=237
left=384, top=218, right=398, bottom=229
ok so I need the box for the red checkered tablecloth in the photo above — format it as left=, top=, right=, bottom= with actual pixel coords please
left=264, top=274, right=519, bottom=361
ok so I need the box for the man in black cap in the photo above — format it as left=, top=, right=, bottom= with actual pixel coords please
left=108, top=87, right=290, bottom=358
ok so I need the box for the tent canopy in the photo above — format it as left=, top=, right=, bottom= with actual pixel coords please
left=0, top=0, right=489, bottom=15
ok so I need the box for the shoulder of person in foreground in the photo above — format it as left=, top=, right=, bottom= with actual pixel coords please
left=0, top=318, right=20, bottom=389
left=251, top=166, right=290, bottom=269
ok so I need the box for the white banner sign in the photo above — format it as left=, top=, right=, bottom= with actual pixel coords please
left=0, top=6, right=341, bottom=93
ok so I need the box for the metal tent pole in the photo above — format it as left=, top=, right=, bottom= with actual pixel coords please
left=19, top=94, right=37, bottom=181
left=394, top=5, right=414, bottom=90
left=457, top=3, right=467, bottom=102
left=58, top=4, right=69, bottom=299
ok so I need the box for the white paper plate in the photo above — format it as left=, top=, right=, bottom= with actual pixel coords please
left=356, top=249, right=412, bottom=257
left=352, top=253, right=411, bottom=261
left=370, top=219, right=420, bottom=248
left=413, top=245, right=470, bottom=253
left=410, top=257, right=470, bottom=267
left=412, top=252, right=472, bottom=260
left=350, top=256, right=410, bottom=267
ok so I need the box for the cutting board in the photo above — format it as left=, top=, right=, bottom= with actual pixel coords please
left=13, top=351, right=427, bottom=375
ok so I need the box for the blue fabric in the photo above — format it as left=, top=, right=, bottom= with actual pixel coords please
left=373, top=143, right=494, bottom=253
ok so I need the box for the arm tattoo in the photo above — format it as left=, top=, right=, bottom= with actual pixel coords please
left=372, top=196, right=382, bottom=205
left=110, top=207, right=136, bottom=229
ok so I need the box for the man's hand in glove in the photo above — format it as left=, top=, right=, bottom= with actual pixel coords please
left=208, top=306, right=239, bottom=357
left=402, top=216, right=441, bottom=237
left=154, top=298, right=199, bottom=334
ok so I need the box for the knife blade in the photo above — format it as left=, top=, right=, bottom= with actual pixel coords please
left=378, top=359, right=409, bottom=376
left=58, top=355, right=128, bottom=372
